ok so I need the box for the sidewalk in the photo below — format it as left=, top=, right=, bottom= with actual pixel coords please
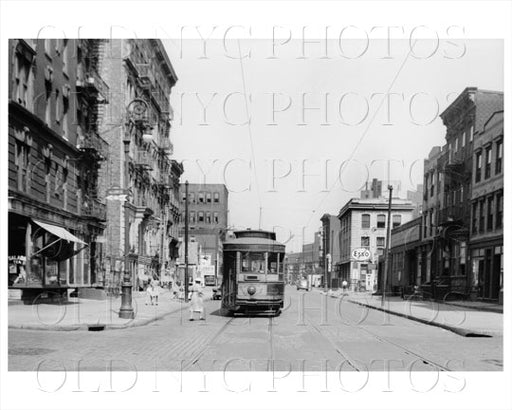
left=317, top=289, right=503, bottom=337
left=8, top=288, right=214, bottom=331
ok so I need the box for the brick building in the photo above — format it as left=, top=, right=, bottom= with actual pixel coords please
left=469, top=110, right=503, bottom=302
left=320, top=213, right=342, bottom=288
left=338, top=197, right=416, bottom=291
left=8, top=39, right=109, bottom=301
left=178, top=183, right=229, bottom=277
left=419, top=87, right=503, bottom=298
left=97, top=39, right=183, bottom=290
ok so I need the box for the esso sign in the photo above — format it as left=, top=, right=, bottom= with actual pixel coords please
left=351, top=248, right=371, bottom=261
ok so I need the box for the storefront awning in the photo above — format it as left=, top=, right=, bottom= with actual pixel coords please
left=32, top=219, right=87, bottom=245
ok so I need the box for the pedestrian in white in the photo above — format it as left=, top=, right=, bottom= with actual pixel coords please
left=342, top=280, right=348, bottom=292
left=189, top=279, right=205, bottom=321
left=151, top=280, right=161, bottom=305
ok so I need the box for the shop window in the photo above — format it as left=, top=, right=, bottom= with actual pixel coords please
left=377, top=214, right=386, bottom=228
left=206, top=192, right=212, bottom=203
left=495, top=140, right=503, bottom=174
left=361, top=214, right=370, bottom=229
left=213, top=192, right=220, bottom=203
left=392, top=214, right=402, bottom=228
left=475, top=151, right=482, bottom=183
left=485, top=145, right=492, bottom=179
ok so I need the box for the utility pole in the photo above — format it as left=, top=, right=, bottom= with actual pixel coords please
left=381, top=185, right=393, bottom=307
left=184, top=180, right=189, bottom=302
left=323, top=226, right=328, bottom=292
left=258, top=206, right=262, bottom=230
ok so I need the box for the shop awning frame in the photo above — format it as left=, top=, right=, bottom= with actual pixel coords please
left=31, top=219, right=88, bottom=257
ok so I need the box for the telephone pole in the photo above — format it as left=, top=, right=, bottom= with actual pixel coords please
left=184, top=180, right=189, bottom=302
left=381, top=185, right=393, bottom=307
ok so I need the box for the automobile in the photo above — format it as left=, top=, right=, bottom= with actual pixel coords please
left=212, top=286, right=222, bottom=300
left=296, top=279, right=309, bottom=291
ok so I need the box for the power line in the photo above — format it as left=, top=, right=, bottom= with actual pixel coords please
left=237, top=39, right=263, bottom=228
left=303, top=40, right=419, bottom=232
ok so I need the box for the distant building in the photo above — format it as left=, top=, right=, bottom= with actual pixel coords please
left=178, top=183, right=229, bottom=278
left=407, top=184, right=424, bottom=218
left=360, top=178, right=382, bottom=199
left=320, top=213, right=342, bottom=288
left=338, top=197, right=416, bottom=291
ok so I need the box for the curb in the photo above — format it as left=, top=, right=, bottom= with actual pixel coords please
left=8, top=303, right=190, bottom=332
left=346, top=299, right=500, bottom=338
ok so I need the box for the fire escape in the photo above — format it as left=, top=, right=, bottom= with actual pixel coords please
left=76, top=39, right=109, bottom=222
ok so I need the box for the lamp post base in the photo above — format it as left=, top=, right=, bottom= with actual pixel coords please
left=119, top=284, right=135, bottom=319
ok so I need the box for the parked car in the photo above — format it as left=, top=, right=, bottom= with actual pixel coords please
left=212, top=286, right=222, bottom=300
left=296, top=279, right=309, bottom=291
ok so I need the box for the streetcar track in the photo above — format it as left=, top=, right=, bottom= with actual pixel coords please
left=267, top=316, right=275, bottom=371
left=181, top=316, right=235, bottom=371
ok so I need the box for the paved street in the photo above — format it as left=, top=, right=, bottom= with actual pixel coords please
left=8, top=287, right=502, bottom=372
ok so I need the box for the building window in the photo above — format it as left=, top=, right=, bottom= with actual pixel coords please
left=472, top=202, right=478, bottom=235
left=360, top=236, right=370, bottom=248
left=423, top=213, right=428, bottom=238
left=479, top=198, right=485, bottom=233
left=429, top=210, right=434, bottom=236
left=496, top=140, right=503, bottom=174
left=448, top=142, right=453, bottom=162
left=44, top=39, right=51, bottom=55
left=430, top=172, right=435, bottom=197
left=454, top=137, right=458, bottom=152
left=213, top=212, right=219, bottom=224
left=62, top=39, right=69, bottom=74
left=206, top=192, right=212, bottom=203
left=182, top=192, right=187, bottom=202
left=485, top=145, right=492, bottom=179
left=392, top=214, right=402, bottom=228
left=198, top=211, right=204, bottom=222
left=361, top=214, right=370, bottom=229
left=377, top=214, right=386, bottom=228
left=376, top=237, right=385, bottom=248
left=15, top=141, right=30, bottom=192
left=190, top=211, right=196, bottom=224
left=13, top=53, right=33, bottom=110
left=62, top=167, right=68, bottom=210
left=475, top=151, right=482, bottom=183
left=198, top=192, right=204, bottom=203
left=206, top=212, right=211, bottom=224
left=469, top=125, right=474, bottom=142
left=45, top=159, right=52, bottom=203
left=213, top=192, right=220, bottom=203
left=487, top=196, right=494, bottom=231
left=55, top=89, right=61, bottom=124
left=189, top=193, right=195, bottom=203
left=462, top=132, right=466, bottom=148
left=496, top=192, right=503, bottom=229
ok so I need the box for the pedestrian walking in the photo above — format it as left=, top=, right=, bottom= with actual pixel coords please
left=342, top=280, right=348, bottom=292
left=189, top=278, right=205, bottom=321
left=152, top=280, right=161, bottom=305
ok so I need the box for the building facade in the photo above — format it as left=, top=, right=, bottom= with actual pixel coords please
left=8, top=39, right=109, bottom=300
left=419, top=87, right=503, bottom=298
left=386, top=217, right=423, bottom=293
left=97, top=39, right=183, bottom=291
left=338, top=197, right=416, bottom=291
left=320, top=214, right=342, bottom=288
left=178, top=183, right=229, bottom=279
left=469, top=110, right=503, bottom=302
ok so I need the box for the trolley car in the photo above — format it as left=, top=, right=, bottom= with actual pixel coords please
left=221, top=229, right=285, bottom=316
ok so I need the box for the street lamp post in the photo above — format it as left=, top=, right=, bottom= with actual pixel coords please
left=119, top=139, right=134, bottom=319
left=381, top=185, right=393, bottom=307
left=184, top=180, right=189, bottom=301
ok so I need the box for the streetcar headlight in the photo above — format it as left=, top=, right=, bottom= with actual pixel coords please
left=247, top=285, right=256, bottom=295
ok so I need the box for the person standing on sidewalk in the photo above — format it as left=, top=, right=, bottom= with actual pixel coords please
left=189, top=279, right=205, bottom=321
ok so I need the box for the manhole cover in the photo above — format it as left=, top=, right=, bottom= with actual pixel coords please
left=9, top=347, right=56, bottom=356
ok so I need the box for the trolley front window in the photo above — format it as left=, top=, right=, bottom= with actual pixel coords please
left=241, top=252, right=266, bottom=274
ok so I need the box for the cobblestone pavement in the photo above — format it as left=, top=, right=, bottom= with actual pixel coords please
left=8, top=287, right=503, bottom=372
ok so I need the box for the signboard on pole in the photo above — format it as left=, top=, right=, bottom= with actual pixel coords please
left=351, top=248, right=371, bottom=261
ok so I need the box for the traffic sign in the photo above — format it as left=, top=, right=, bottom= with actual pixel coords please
left=351, top=248, right=371, bottom=261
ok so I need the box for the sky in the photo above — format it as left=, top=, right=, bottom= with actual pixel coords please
left=163, top=39, right=503, bottom=252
